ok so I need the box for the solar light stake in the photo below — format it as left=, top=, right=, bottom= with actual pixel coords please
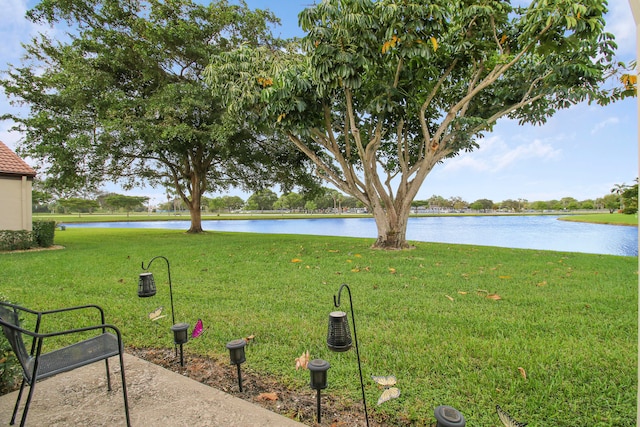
left=308, top=359, right=330, bottom=423
left=326, top=283, right=369, bottom=427
left=226, top=339, right=247, bottom=392
left=171, top=323, right=189, bottom=366
left=434, top=405, right=466, bottom=427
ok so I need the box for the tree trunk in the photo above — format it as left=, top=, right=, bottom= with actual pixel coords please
left=187, top=204, right=203, bottom=233
left=185, top=173, right=204, bottom=233
left=370, top=203, right=412, bottom=250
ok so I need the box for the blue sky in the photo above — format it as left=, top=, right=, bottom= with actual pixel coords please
left=0, top=0, right=636, bottom=206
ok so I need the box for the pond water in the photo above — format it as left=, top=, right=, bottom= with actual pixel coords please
left=67, top=215, right=638, bottom=256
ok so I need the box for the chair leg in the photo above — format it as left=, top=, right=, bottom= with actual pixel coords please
left=118, top=353, right=131, bottom=427
left=10, top=379, right=26, bottom=426
left=18, top=379, right=37, bottom=427
left=104, top=358, right=112, bottom=391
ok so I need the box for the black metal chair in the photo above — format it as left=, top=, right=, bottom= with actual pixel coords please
left=0, top=302, right=131, bottom=426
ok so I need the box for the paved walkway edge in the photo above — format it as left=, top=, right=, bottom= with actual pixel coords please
left=0, top=353, right=306, bottom=426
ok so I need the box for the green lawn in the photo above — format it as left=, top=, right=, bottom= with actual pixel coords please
left=559, top=213, right=638, bottom=226
left=1, top=228, right=637, bottom=426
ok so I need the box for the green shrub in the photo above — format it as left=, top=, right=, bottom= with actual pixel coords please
left=0, top=230, right=34, bottom=251
left=32, top=221, right=56, bottom=247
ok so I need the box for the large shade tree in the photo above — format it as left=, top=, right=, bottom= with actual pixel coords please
left=1, top=0, right=317, bottom=233
left=208, top=0, right=628, bottom=248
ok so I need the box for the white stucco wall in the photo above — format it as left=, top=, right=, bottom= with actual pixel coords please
left=0, top=175, right=33, bottom=231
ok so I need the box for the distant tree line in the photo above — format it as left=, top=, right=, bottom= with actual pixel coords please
left=33, top=180, right=637, bottom=216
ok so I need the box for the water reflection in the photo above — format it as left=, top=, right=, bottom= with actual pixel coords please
left=68, top=215, right=638, bottom=256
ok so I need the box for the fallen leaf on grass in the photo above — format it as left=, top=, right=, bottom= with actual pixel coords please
left=377, top=387, right=401, bottom=405
left=389, top=267, right=397, bottom=274
left=445, top=294, right=454, bottom=301
left=257, top=392, right=278, bottom=401
left=536, top=281, right=547, bottom=287
left=291, top=258, right=302, bottom=263
left=149, top=307, right=166, bottom=321
left=458, top=291, right=468, bottom=295
left=486, top=293, right=502, bottom=300
left=499, top=275, right=512, bottom=279
left=295, top=350, right=310, bottom=370
left=518, top=367, right=527, bottom=379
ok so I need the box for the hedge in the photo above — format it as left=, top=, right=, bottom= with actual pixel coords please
left=0, top=221, right=56, bottom=251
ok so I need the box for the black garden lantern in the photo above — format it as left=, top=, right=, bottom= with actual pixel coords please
left=326, top=311, right=352, bottom=351
left=434, top=405, right=466, bottom=427
left=137, top=272, right=157, bottom=297
left=226, top=339, right=247, bottom=392
left=326, top=283, right=369, bottom=427
left=308, top=359, right=330, bottom=423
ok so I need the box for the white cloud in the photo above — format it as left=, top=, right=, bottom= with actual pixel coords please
left=442, top=136, right=562, bottom=173
left=590, top=117, right=621, bottom=134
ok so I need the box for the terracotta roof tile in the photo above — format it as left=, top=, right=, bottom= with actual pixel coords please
left=0, top=141, right=36, bottom=177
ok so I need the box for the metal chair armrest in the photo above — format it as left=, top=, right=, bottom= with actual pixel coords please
left=38, top=323, right=122, bottom=341
left=38, top=304, right=106, bottom=326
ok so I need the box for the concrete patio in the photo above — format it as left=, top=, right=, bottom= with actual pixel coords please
left=0, top=353, right=306, bottom=426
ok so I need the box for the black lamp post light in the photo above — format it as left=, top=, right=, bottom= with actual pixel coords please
left=138, top=255, right=189, bottom=366
left=226, top=339, right=247, bottom=392
left=308, top=359, right=330, bottom=423
left=326, top=283, right=369, bottom=427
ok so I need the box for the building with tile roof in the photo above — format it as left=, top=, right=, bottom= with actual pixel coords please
left=0, top=141, right=36, bottom=231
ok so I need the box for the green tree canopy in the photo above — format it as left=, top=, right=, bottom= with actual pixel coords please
left=1, top=0, right=317, bottom=233
left=246, top=189, right=278, bottom=211
left=58, top=197, right=100, bottom=215
left=102, top=194, right=149, bottom=216
left=207, top=0, right=626, bottom=248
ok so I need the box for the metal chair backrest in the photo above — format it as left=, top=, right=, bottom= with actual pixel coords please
left=0, top=304, right=33, bottom=380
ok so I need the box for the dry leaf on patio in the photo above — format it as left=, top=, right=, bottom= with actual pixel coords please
left=257, top=392, right=279, bottom=401
left=518, top=367, right=527, bottom=380
left=295, top=350, right=310, bottom=370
